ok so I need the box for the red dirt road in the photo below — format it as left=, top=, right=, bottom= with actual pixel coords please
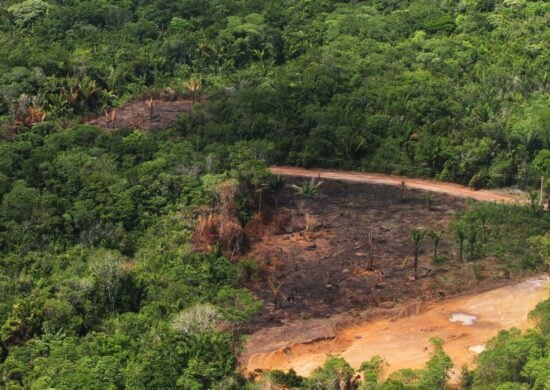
left=269, top=166, right=527, bottom=204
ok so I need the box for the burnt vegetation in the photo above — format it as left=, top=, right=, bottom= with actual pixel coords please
left=0, top=0, right=549, bottom=388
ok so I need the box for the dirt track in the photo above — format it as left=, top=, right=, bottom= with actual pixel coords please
left=244, top=276, right=549, bottom=381
left=269, top=167, right=527, bottom=204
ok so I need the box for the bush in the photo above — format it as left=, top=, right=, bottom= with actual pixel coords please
left=432, top=255, right=447, bottom=265
left=307, top=357, right=355, bottom=390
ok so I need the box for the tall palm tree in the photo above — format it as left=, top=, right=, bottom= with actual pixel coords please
left=453, top=221, right=467, bottom=263
left=466, top=226, right=478, bottom=261
left=410, top=229, right=427, bottom=280
left=184, top=78, right=201, bottom=105
left=428, top=230, right=443, bottom=259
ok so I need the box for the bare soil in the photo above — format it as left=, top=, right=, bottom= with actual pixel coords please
left=244, top=276, right=549, bottom=382
left=240, top=175, right=543, bottom=380
left=246, top=178, right=518, bottom=326
left=86, top=99, right=193, bottom=131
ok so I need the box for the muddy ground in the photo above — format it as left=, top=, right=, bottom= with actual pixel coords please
left=243, top=276, right=549, bottom=380
left=245, top=178, right=521, bottom=327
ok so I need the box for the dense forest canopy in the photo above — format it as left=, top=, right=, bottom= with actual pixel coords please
left=0, top=0, right=549, bottom=187
left=0, top=0, right=549, bottom=389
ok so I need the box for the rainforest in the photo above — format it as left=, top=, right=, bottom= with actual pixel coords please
left=0, top=0, right=549, bottom=389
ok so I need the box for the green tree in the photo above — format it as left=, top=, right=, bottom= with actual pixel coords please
left=89, top=249, right=127, bottom=312
left=419, top=338, right=453, bottom=389
left=307, top=356, right=356, bottom=390
left=428, top=230, right=443, bottom=260
left=358, top=356, right=386, bottom=390
left=452, top=220, right=467, bottom=263
left=8, top=0, right=50, bottom=28
left=410, top=229, right=427, bottom=280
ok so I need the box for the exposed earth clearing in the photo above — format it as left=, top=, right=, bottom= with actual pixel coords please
left=244, top=276, right=549, bottom=381
left=242, top=172, right=543, bottom=383
left=87, top=98, right=193, bottom=131
left=246, top=178, right=524, bottom=326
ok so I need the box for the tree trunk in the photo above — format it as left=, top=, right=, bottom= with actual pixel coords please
left=258, top=189, right=262, bottom=213
left=413, top=250, right=418, bottom=280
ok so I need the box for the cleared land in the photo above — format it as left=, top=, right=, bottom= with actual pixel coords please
left=246, top=178, right=520, bottom=326
left=244, top=276, right=549, bottom=381
left=87, top=98, right=193, bottom=130
left=240, top=174, right=543, bottom=382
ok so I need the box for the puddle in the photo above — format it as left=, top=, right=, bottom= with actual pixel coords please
left=468, top=345, right=486, bottom=354
left=449, top=313, right=478, bottom=325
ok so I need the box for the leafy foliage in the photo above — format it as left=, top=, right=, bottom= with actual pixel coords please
left=0, top=0, right=549, bottom=388
left=0, top=0, right=547, bottom=192
left=291, top=177, right=324, bottom=197
left=452, top=202, right=550, bottom=269
left=0, top=125, right=265, bottom=388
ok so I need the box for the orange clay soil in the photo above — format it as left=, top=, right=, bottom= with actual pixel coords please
left=243, top=276, right=549, bottom=382
left=269, top=166, right=527, bottom=205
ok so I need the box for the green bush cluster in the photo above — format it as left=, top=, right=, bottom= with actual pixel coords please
left=0, top=124, right=271, bottom=388
left=451, top=202, right=550, bottom=269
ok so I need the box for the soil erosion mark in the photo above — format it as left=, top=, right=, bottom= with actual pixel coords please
left=244, top=276, right=549, bottom=382
left=269, top=166, right=526, bottom=204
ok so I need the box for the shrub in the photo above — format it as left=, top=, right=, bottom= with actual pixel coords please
left=171, top=304, right=221, bottom=337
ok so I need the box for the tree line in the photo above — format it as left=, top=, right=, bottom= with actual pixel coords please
left=0, top=0, right=549, bottom=190
left=0, top=0, right=549, bottom=388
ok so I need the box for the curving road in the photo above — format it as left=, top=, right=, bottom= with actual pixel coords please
left=269, top=166, right=526, bottom=204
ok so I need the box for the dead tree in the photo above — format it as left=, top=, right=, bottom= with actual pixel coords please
left=268, top=277, right=282, bottom=310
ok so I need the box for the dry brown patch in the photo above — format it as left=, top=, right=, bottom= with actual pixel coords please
left=87, top=98, right=193, bottom=131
